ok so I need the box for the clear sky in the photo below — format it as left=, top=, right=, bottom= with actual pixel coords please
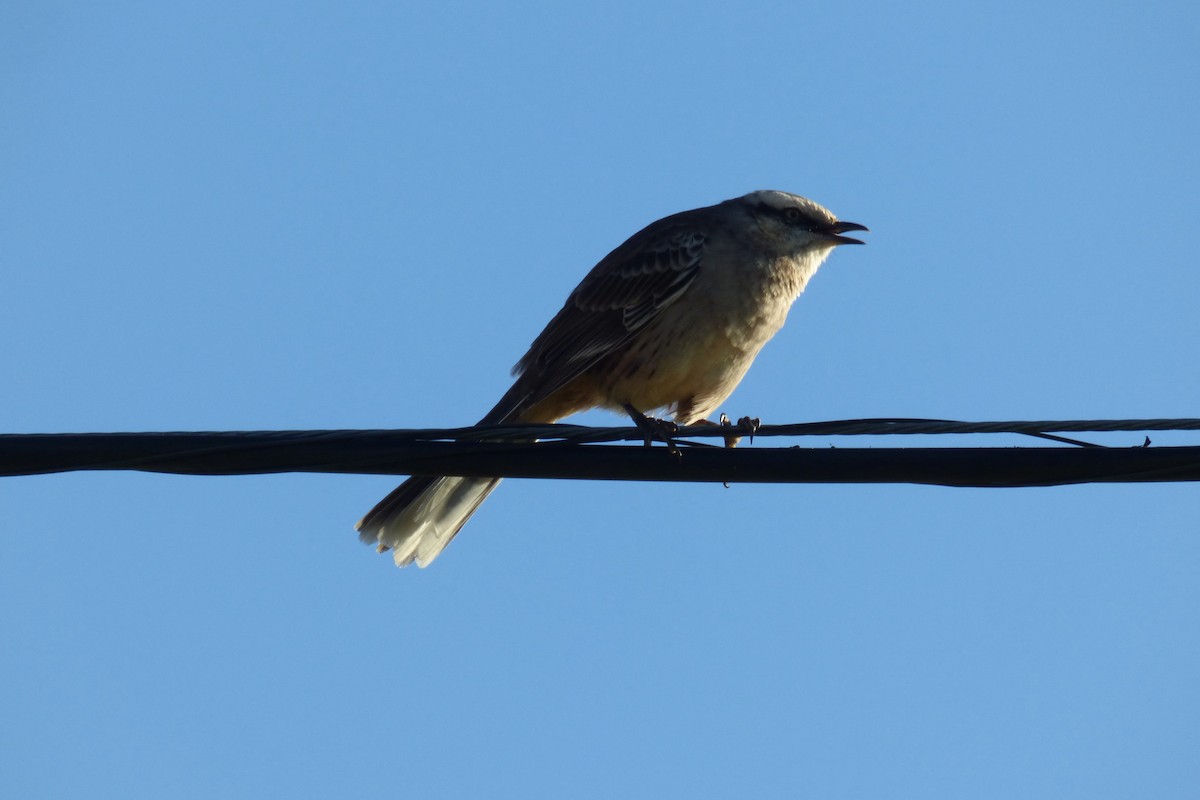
left=2, top=1, right=1198, bottom=797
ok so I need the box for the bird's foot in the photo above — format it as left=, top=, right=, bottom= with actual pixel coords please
left=711, top=413, right=760, bottom=448
left=736, top=415, right=760, bottom=444
left=624, top=403, right=681, bottom=455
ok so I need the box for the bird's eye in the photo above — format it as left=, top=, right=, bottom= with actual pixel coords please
left=782, top=207, right=804, bottom=225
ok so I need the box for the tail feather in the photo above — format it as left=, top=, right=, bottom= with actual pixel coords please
left=356, top=475, right=502, bottom=567
left=356, top=382, right=544, bottom=569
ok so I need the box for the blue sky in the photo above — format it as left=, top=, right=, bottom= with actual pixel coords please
left=2, top=1, right=1198, bottom=797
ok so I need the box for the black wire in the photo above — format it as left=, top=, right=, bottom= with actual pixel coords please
left=1, top=419, right=1198, bottom=486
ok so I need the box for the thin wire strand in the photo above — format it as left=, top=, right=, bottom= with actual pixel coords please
left=364, top=417, right=1200, bottom=445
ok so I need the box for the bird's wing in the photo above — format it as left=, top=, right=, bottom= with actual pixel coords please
left=486, top=216, right=709, bottom=422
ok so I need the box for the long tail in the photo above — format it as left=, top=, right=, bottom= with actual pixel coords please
left=355, top=475, right=502, bottom=568
left=354, top=382, right=539, bottom=568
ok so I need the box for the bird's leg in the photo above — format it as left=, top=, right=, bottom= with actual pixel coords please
left=623, top=403, right=680, bottom=455
left=713, top=413, right=742, bottom=448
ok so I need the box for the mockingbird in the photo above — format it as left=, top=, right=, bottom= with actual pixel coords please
left=357, top=190, right=867, bottom=567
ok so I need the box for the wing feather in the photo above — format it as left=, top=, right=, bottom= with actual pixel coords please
left=487, top=212, right=711, bottom=421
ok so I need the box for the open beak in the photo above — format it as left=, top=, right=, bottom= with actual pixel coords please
left=823, top=220, right=869, bottom=246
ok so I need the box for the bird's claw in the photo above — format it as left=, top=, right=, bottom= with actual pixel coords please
left=625, top=404, right=681, bottom=455
left=736, top=416, right=760, bottom=444
left=714, top=413, right=760, bottom=448
left=644, top=417, right=681, bottom=456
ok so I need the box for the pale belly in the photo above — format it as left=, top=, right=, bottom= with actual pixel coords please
left=596, top=301, right=782, bottom=423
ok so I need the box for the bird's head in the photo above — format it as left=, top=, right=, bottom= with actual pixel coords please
left=735, top=190, right=868, bottom=253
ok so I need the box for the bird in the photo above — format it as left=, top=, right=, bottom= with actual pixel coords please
left=356, top=190, right=867, bottom=567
